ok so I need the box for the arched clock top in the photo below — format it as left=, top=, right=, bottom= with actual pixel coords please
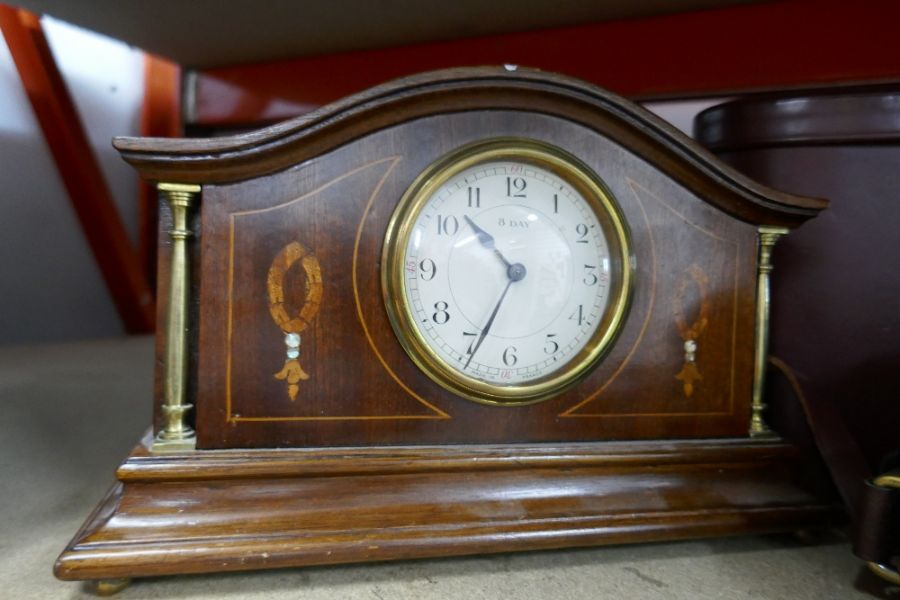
left=114, top=67, right=825, bottom=227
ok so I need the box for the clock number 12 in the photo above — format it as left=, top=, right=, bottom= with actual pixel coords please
left=506, top=177, right=527, bottom=198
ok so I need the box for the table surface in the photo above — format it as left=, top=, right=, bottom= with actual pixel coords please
left=0, top=336, right=889, bottom=599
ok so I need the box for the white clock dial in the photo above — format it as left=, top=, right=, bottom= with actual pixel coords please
left=384, top=140, right=630, bottom=404
left=405, top=160, right=611, bottom=386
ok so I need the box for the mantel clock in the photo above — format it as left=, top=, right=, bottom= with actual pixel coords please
left=55, top=68, right=834, bottom=590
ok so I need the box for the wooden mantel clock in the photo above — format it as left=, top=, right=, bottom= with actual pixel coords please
left=56, top=67, right=834, bottom=590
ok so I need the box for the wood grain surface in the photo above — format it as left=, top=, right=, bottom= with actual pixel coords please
left=194, top=111, right=761, bottom=448
left=121, top=67, right=827, bottom=450
left=55, top=435, right=839, bottom=581
left=53, top=68, right=833, bottom=583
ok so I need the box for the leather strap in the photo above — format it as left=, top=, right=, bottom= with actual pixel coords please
left=855, top=479, right=899, bottom=567
left=768, top=356, right=899, bottom=575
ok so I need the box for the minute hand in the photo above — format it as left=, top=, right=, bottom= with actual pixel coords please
left=464, top=215, right=512, bottom=269
left=464, top=258, right=527, bottom=369
left=464, top=279, right=513, bottom=369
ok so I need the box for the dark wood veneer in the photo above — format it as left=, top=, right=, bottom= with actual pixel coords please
left=194, top=110, right=759, bottom=449
left=114, top=68, right=825, bottom=226
left=57, top=68, right=833, bottom=585
left=56, top=435, right=837, bottom=581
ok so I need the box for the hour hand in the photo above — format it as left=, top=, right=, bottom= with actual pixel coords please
left=464, top=215, right=496, bottom=250
left=464, top=215, right=511, bottom=269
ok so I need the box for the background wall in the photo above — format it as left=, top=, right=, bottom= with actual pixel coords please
left=0, top=17, right=142, bottom=345
left=0, top=17, right=720, bottom=346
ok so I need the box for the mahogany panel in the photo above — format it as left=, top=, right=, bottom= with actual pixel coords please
left=195, top=111, right=758, bottom=448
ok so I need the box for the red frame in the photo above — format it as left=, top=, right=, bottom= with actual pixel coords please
left=138, top=54, right=181, bottom=289
left=191, top=0, right=900, bottom=127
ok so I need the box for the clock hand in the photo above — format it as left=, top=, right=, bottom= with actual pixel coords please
left=464, top=261, right=527, bottom=369
left=464, top=215, right=512, bottom=269
left=464, top=280, right=512, bottom=369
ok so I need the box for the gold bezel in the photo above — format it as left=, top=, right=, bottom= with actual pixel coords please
left=382, top=138, right=632, bottom=405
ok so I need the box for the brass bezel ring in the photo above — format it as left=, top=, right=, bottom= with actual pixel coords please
left=382, top=138, right=633, bottom=406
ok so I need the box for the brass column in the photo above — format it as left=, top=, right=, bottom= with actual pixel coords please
left=750, top=226, right=788, bottom=438
left=153, top=182, right=201, bottom=453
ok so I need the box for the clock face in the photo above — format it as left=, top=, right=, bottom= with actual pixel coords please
left=383, top=140, right=631, bottom=404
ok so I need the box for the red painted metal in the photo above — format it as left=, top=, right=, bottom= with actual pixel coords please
left=191, top=0, right=900, bottom=127
left=139, top=54, right=181, bottom=290
left=0, top=6, right=155, bottom=332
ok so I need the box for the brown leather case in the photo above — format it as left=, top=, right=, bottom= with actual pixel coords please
left=694, top=91, right=900, bottom=472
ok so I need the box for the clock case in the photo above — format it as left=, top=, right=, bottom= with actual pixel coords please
left=56, top=68, right=836, bottom=583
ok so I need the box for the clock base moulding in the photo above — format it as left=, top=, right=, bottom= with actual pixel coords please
left=54, top=434, right=840, bottom=582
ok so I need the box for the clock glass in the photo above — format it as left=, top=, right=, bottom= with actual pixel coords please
left=383, top=139, right=631, bottom=404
